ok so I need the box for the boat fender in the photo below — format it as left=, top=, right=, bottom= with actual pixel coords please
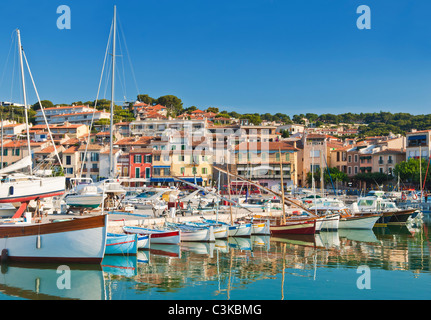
left=401, top=193, right=406, bottom=201
left=1, top=249, right=8, bottom=262
left=36, top=235, right=42, bottom=249
left=412, top=194, right=418, bottom=200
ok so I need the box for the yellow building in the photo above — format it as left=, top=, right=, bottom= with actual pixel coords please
left=152, top=149, right=213, bottom=186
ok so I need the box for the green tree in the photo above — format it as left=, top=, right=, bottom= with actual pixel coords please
left=31, top=100, right=54, bottom=111
left=157, top=95, right=183, bottom=116
left=394, top=158, right=431, bottom=189
left=206, top=107, right=219, bottom=113
left=137, top=94, right=156, bottom=105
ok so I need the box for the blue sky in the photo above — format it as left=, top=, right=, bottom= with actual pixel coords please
left=0, top=0, right=431, bottom=116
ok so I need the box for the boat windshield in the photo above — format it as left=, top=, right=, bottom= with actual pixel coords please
left=358, top=199, right=375, bottom=207
left=136, top=191, right=158, bottom=198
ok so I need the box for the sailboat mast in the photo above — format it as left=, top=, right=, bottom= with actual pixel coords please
left=109, top=5, right=117, bottom=178
left=17, top=29, right=32, bottom=175
left=279, top=148, right=286, bottom=224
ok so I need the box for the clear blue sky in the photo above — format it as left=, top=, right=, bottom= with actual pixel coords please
left=0, top=0, right=431, bottom=117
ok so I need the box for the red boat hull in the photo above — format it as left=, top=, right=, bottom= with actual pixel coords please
left=270, top=220, right=316, bottom=235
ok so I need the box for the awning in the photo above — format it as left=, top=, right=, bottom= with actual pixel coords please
left=408, top=135, right=426, bottom=140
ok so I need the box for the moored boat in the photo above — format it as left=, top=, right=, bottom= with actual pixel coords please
left=165, top=222, right=215, bottom=242
left=105, top=233, right=138, bottom=255
left=0, top=214, right=108, bottom=263
left=338, top=213, right=382, bottom=229
left=269, top=219, right=317, bottom=235
left=184, top=221, right=228, bottom=239
left=123, top=226, right=180, bottom=245
left=202, top=219, right=252, bottom=237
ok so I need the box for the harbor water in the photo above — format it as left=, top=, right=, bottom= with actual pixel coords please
left=0, top=215, right=430, bottom=301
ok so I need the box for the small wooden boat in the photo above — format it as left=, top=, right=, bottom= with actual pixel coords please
left=165, top=222, right=215, bottom=242
left=0, top=214, right=108, bottom=263
left=123, top=226, right=180, bottom=245
left=105, top=233, right=138, bottom=255
left=202, top=219, right=252, bottom=237
left=136, top=234, right=150, bottom=249
left=270, top=219, right=317, bottom=235
left=235, top=216, right=271, bottom=235
left=184, top=221, right=228, bottom=239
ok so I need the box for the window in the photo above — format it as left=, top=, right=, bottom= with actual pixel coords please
left=348, top=155, right=352, bottom=163
left=348, top=166, right=352, bottom=175
left=178, top=155, right=185, bottom=162
left=90, top=152, right=99, bottom=162
left=154, top=155, right=161, bottom=161
left=192, top=167, right=197, bottom=175
left=134, top=155, right=142, bottom=163
left=354, top=166, right=358, bottom=174
left=202, top=167, right=208, bottom=175
left=3, top=149, right=7, bottom=156
left=145, top=167, right=151, bottom=178
left=276, top=153, right=280, bottom=161
left=310, top=150, right=320, bottom=158
left=135, top=167, right=141, bottom=178
left=66, top=156, right=71, bottom=165
left=153, top=168, right=161, bottom=176
left=180, top=167, right=185, bottom=175
left=285, top=153, right=290, bottom=161
left=354, top=155, right=358, bottom=162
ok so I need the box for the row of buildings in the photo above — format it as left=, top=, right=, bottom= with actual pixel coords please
left=1, top=103, right=430, bottom=192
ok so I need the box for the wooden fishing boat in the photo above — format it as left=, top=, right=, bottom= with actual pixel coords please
left=136, top=234, right=150, bottom=249
left=105, top=233, right=138, bottom=255
left=123, top=226, right=180, bottom=245
left=269, top=218, right=317, bottom=235
left=165, top=222, right=215, bottom=242
left=202, top=219, right=252, bottom=237
left=184, top=221, right=228, bottom=239
left=0, top=214, right=108, bottom=263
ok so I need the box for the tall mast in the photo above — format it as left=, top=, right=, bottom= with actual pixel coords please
left=109, top=5, right=117, bottom=178
left=17, top=29, right=32, bottom=175
left=279, top=148, right=286, bottom=224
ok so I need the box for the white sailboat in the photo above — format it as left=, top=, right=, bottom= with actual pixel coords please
left=0, top=29, right=66, bottom=218
left=0, top=29, right=107, bottom=264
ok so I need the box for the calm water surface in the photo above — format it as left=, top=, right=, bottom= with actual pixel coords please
left=0, top=218, right=430, bottom=300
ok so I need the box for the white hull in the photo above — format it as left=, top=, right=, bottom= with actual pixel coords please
left=123, top=226, right=180, bottom=245
left=339, top=215, right=380, bottom=229
left=65, top=194, right=106, bottom=208
left=213, top=225, right=228, bottom=239
left=228, top=223, right=252, bottom=237
left=0, top=176, right=65, bottom=206
left=319, top=214, right=340, bottom=231
left=180, top=227, right=215, bottom=242
left=251, top=221, right=271, bottom=235
left=0, top=215, right=107, bottom=263
left=137, top=235, right=150, bottom=249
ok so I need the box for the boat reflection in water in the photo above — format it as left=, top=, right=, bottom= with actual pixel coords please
left=1, top=220, right=429, bottom=300
left=0, top=263, right=105, bottom=300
